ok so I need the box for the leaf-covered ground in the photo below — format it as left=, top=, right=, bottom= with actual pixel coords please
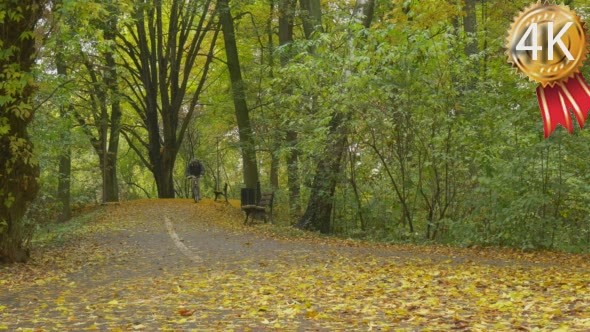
left=1, top=199, right=589, bottom=331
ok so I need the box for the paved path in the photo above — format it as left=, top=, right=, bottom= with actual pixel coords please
left=1, top=199, right=589, bottom=331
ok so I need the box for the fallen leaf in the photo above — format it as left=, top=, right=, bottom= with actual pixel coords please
left=177, top=308, right=195, bottom=317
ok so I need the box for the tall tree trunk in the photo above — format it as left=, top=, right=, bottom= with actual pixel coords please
left=463, top=0, right=478, bottom=57
left=74, top=1, right=121, bottom=202
left=218, top=0, right=260, bottom=189
left=299, top=0, right=323, bottom=38
left=0, top=0, right=44, bottom=263
left=286, top=131, right=301, bottom=215
left=279, top=0, right=301, bottom=215
left=103, top=5, right=121, bottom=202
left=268, top=0, right=280, bottom=191
left=294, top=0, right=327, bottom=229
left=296, top=0, right=374, bottom=233
left=55, top=48, right=71, bottom=221
left=57, top=141, right=71, bottom=221
left=481, top=0, right=487, bottom=78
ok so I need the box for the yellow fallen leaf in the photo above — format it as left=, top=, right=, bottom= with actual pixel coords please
left=55, top=296, right=66, bottom=305
left=306, top=310, right=319, bottom=319
left=107, top=299, right=119, bottom=305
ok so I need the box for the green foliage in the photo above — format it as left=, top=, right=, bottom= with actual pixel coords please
left=15, top=0, right=590, bottom=260
left=251, top=0, right=590, bottom=252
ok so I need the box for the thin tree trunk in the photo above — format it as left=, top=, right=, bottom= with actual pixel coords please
left=55, top=46, right=72, bottom=221
left=218, top=0, right=260, bottom=189
left=103, top=6, right=121, bottom=202
left=270, top=155, right=279, bottom=190
left=279, top=0, right=301, bottom=215
left=268, top=0, right=280, bottom=191
left=286, top=130, right=301, bottom=215
left=464, top=0, right=478, bottom=57
left=449, top=0, right=460, bottom=34
left=348, top=140, right=365, bottom=230
left=57, top=144, right=71, bottom=221
left=75, top=1, right=121, bottom=202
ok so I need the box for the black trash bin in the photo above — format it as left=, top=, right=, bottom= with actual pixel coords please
left=240, top=188, right=256, bottom=206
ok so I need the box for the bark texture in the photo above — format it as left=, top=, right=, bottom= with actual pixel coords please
left=0, top=0, right=44, bottom=263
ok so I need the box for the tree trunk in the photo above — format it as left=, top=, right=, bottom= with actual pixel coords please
left=348, top=140, right=365, bottom=230
left=295, top=0, right=332, bottom=230
left=119, top=0, right=218, bottom=198
left=270, top=154, right=279, bottom=190
left=57, top=147, right=71, bottom=221
left=286, top=130, right=301, bottom=215
left=278, top=0, right=296, bottom=55
left=296, top=0, right=374, bottom=232
left=279, top=0, right=301, bottom=215
left=55, top=47, right=72, bottom=222
left=0, top=0, right=44, bottom=263
left=296, top=115, right=347, bottom=233
left=464, top=0, right=478, bottom=57
left=103, top=8, right=121, bottom=202
left=219, top=0, right=260, bottom=189
left=99, top=152, right=119, bottom=202
left=268, top=0, right=280, bottom=192
left=299, top=0, right=323, bottom=38
left=75, top=1, right=121, bottom=202
left=153, top=152, right=176, bottom=198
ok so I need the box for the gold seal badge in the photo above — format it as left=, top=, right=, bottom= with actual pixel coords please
left=506, top=2, right=588, bottom=87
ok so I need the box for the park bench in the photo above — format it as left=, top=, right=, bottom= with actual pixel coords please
left=214, top=183, right=228, bottom=203
left=240, top=185, right=274, bottom=224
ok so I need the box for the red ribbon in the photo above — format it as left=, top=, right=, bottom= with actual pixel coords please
left=536, top=73, right=590, bottom=138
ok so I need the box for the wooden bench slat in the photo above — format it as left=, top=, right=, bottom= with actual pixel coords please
left=242, top=191, right=274, bottom=224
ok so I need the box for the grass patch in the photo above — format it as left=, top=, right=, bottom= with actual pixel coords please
left=33, top=206, right=107, bottom=246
